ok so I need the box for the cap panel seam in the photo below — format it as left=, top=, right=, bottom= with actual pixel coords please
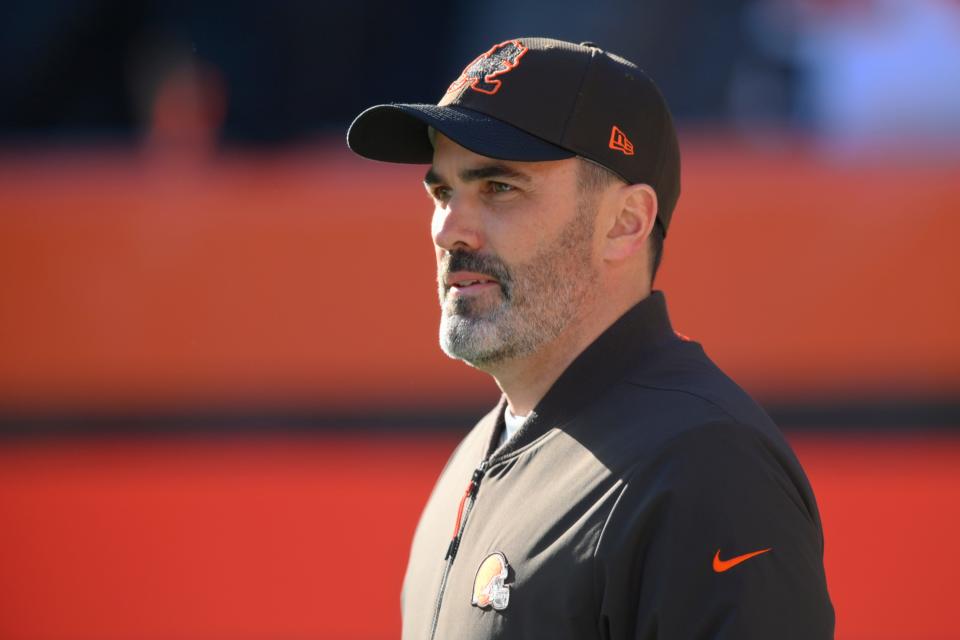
left=652, top=110, right=670, bottom=191
left=558, top=48, right=599, bottom=150
left=648, top=82, right=676, bottom=197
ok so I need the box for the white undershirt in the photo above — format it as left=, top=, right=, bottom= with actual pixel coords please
left=500, top=406, right=530, bottom=447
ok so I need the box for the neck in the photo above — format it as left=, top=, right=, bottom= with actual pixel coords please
left=488, top=288, right=651, bottom=416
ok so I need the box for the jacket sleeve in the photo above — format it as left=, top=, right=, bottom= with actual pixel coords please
left=594, top=421, right=835, bottom=640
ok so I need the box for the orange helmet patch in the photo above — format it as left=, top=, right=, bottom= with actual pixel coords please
left=471, top=552, right=511, bottom=611
left=442, top=40, right=529, bottom=101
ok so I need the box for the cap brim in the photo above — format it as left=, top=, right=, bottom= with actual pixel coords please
left=346, top=103, right=574, bottom=164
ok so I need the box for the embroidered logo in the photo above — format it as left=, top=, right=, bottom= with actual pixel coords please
left=443, top=40, right=528, bottom=101
left=608, top=125, right=635, bottom=155
left=471, top=552, right=511, bottom=611
left=713, top=547, right=772, bottom=573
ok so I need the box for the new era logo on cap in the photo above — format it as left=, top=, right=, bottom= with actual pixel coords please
left=608, top=125, right=635, bottom=155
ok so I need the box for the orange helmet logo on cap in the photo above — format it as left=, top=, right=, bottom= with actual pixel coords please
left=443, top=40, right=529, bottom=101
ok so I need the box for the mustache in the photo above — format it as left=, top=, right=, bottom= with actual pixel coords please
left=439, top=250, right=513, bottom=298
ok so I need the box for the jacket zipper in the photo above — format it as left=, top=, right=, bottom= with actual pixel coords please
left=428, top=461, right=488, bottom=640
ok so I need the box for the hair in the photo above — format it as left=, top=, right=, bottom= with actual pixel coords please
left=576, top=158, right=665, bottom=283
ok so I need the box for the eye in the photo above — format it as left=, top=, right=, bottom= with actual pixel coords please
left=488, top=181, right=515, bottom=194
left=431, top=185, right=453, bottom=202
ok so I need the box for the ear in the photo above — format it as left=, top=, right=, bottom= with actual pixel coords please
left=601, top=183, right=658, bottom=263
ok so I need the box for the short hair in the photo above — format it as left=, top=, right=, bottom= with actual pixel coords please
left=576, top=158, right=665, bottom=283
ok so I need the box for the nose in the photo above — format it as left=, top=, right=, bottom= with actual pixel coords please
left=432, top=193, right=483, bottom=253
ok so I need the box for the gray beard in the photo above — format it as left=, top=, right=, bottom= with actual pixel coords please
left=437, top=201, right=599, bottom=369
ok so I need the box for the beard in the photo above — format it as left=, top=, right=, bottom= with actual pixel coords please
left=437, top=198, right=600, bottom=369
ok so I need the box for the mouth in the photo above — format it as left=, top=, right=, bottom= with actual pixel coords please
left=444, top=271, right=501, bottom=296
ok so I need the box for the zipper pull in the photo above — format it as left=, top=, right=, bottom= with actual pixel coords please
left=468, top=465, right=485, bottom=496
left=445, top=462, right=488, bottom=560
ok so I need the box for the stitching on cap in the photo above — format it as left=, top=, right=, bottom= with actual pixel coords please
left=558, top=48, right=598, bottom=148
left=651, top=86, right=672, bottom=191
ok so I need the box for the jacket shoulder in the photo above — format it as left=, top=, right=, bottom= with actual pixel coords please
left=623, top=339, right=776, bottom=434
left=570, top=340, right=812, bottom=512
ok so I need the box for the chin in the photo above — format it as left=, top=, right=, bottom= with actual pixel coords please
left=440, top=315, right=509, bottom=368
left=441, top=324, right=543, bottom=375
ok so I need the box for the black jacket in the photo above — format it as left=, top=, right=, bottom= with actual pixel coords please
left=402, top=292, right=835, bottom=639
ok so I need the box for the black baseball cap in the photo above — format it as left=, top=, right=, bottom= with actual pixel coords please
left=346, top=37, right=680, bottom=233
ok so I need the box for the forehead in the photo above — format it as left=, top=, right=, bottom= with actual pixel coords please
left=429, top=133, right=578, bottom=185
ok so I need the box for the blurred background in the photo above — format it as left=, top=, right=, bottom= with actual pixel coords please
left=0, top=0, right=958, bottom=638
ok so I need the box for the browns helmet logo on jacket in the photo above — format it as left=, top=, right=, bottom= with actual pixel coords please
left=471, top=552, right=511, bottom=611
left=443, top=40, right=528, bottom=100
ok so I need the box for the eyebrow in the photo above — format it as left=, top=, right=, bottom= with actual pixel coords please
left=423, top=164, right=533, bottom=186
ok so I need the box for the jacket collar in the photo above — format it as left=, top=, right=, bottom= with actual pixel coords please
left=484, top=290, right=679, bottom=459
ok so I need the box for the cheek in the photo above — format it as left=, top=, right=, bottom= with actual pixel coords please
left=483, top=206, right=537, bottom=252
left=504, top=203, right=578, bottom=259
left=430, top=208, right=444, bottom=243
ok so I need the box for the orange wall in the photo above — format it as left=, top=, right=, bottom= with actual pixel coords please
left=1, top=141, right=958, bottom=414
left=1, top=141, right=957, bottom=638
left=0, top=433, right=957, bottom=640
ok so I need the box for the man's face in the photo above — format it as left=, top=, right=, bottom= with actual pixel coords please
left=425, top=134, right=600, bottom=369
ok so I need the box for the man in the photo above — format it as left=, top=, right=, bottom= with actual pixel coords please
left=347, top=37, right=834, bottom=639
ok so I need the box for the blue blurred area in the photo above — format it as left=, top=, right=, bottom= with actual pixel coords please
left=0, top=0, right=960, bottom=146
left=0, top=0, right=461, bottom=143
left=5, top=0, right=956, bottom=147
